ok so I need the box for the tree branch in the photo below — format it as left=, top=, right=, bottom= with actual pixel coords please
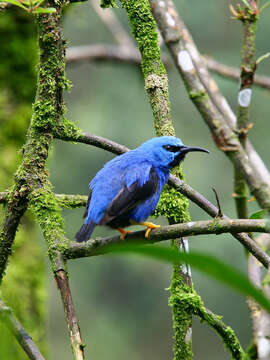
left=54, top=268, right=85, bottom=360
left=66, top=44, right=141, bottom=65
left=63, top=218, right=270, bottom=262
left=0, top=299, right=45, bottom=360
left=91, top=0, right=134, bottom=48
left=197, top=306, right=245, bottom=359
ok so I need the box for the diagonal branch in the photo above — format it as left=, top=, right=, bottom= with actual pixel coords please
left=91, top=0, right=134, bottom=48
left=149, top=0, right=270, bottom=212
left=0, top=299, right=45, bottom=360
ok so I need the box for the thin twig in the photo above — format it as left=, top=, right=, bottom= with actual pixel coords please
left=0, top=299, right=46, bottom=360
left=205, top=56, right=270, bottom=90
left=91, top=0, right=134, bottom=48
left=212, top=188, right=223, bottom=217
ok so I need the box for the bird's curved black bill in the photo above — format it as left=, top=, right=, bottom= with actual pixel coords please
left=180, top=146, right=210, bottom=155
left=170, top=146, right=209, bottom=167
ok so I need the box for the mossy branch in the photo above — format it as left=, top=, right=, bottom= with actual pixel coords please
left=0, top=1, right=86, bottom=358
left=119, top=0, right=194, bottom=357
left=0, top=0, right=67, bottom=284
left=169, top=282, right=245, bottom=360
left=63, top=218, right=270, bottom=265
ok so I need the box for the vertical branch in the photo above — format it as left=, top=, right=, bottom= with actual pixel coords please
left=233, top=1, right=257, bottom=220
left=116, top=0, right=193, bottom=358
left=231, top=4, right=267, bottom=357
left=0, top=0, right=85, bottom=358
left=118, top=0, right=173, bottom=136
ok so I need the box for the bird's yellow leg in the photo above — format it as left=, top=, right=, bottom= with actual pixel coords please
left=130, top=220, right=161, bottom=238
left=117, top=228, right=133, bottom=240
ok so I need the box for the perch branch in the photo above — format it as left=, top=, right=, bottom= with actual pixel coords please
left=0, top=299, right=45, bottom=360
left=64, top=218, right=270, bottom=265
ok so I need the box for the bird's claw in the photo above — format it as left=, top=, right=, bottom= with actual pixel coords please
left=144, top=222, right=161, bottom=238
left=117, top=228, right=133, bottom=240
left=129, top=220, right=160, bottom=238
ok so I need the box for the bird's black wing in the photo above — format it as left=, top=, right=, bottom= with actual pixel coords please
left=100, top=166, right=158, bottom=225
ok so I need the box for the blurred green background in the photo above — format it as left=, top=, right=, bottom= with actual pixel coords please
left=2, top=0, right=270, bottom=359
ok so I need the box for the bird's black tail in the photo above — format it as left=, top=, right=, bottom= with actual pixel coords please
left=75, top=221, right=96, bottom=242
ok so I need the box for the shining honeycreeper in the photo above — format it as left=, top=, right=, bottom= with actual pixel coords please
left=75, top=136, right=209, bottom=242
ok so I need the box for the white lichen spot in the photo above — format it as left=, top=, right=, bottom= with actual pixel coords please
left=166, top=12, right=175, bottom=27
left=258, top=338, right=270, bottom=358
left=159, top=0, right=165, bottom=7
left=186, top=221, right=195, bottom=228
left=238, top=88, right=252, bottom=107
left=177, top=50, right=194, bottom=72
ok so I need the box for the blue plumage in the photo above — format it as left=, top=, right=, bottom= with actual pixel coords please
left=75, top=136, right=208, bottom=242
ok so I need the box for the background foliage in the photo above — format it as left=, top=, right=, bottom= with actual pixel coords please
left=1, top=1, right=270, bottom=359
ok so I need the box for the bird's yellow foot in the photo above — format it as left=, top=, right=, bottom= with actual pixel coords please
left=130, top=220, right=160, bottom=238
left=117, top=228, right=133, bottom=240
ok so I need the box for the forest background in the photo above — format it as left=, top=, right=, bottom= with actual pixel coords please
left=1, top=0, right=270, bottom=359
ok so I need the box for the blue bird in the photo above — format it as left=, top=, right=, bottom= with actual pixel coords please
left=75, top=136, right=209, bottom=242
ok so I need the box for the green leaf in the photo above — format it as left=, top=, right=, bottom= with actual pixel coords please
left=99, top=243, right=270, bottom=313
left=250, top=209, right=266, bottom=219
left=32, top=6, right=56, bottom=13
left=2, top=0, right=27, bottom=9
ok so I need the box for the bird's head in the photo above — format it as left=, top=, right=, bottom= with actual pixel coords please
left=138, top=136, right=209, bottom=170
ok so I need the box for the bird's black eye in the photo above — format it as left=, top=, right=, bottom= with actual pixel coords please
left=163, top=145, right=181, bottom=153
